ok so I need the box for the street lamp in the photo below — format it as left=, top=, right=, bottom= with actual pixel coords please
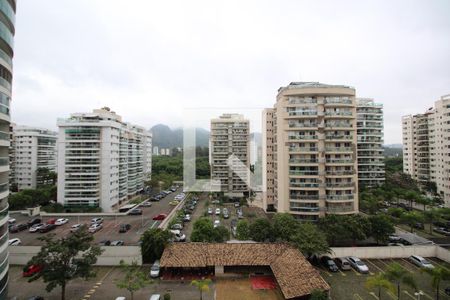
left=414, top=291, right=424, bottom=300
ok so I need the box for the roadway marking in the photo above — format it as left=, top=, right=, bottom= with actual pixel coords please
left=365, top=260, right=384, bottom=273
left=337, top=269, right=347, bottom=276
left=427, top=257, right=450, bottom=269
left=350, top=267, right=361, bottom=276
left=81, top=267, right=114, bottom=300
left=369, top=292, right=379, bottom=299
left=400, top=258, right=420, bottom=271
left=377, top=259, right=390, bottom=267
left=353, top=293, right=364, bottom=300
left=387, top=292, right=397, bottom=300
left=403, top=290, right=417, bottom=300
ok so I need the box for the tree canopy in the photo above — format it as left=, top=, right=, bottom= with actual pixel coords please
left=141, top=228, right=173, bottom=264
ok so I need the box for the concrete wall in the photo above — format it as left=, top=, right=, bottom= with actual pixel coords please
left=9, top=246, right=142, bottom=266
left=330, top=245, right=437, bottom=260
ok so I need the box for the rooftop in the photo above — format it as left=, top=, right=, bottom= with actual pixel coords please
left=160, top=242, right=329, bottom=299
left=278, top=81, right=354, bottom=93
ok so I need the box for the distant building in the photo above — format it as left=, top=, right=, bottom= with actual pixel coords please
left=160, top=148, right=171, bottom=156
left=210, top=114, right=250, bottom=197
left=57, top=107, right=152, bottom=212
left=262, top=82, right=359, bottom=220
left=356, top=99, right=385, bottom=187
left=10, top=124, right=57, bottom=190
left=153, top=146, right=159, bottom=156
left=402, top=94, right=450, bottom=206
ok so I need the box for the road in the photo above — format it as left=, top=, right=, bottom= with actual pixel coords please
left=8, top=187, right=183, bottom=246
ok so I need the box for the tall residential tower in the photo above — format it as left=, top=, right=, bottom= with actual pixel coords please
left=262, top=82, right=359, bottom=220
left=0, top=0, right=16, bottom=297
left=57, top=108, right=152, bottom=212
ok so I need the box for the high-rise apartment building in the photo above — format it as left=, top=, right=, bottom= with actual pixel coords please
left=210, top=114, right=250, bottom=197
left=9, top=125, right=57, bottom=190
left=356, top=99, right=385, bottom=187
left=262, top=82, right=359, bottom=220
left=57, top=107, right=152, bottom=212
left=0, top=0, right=16, bottom=297
left=402, top=95, right=450, bottom=206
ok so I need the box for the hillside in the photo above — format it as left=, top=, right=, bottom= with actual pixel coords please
left=150, top=124, right=210, bottom=148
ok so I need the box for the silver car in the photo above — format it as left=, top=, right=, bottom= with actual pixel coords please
left=346, top=256, right=369, bottom=274
left=409, top=255, right=434, bottom=269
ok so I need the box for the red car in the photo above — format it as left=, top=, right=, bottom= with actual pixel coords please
left=152, top=213, right=167, bottom=221
left=23, top=264, right=43, bottom=277
left=46, top=218, right=57, bottom=225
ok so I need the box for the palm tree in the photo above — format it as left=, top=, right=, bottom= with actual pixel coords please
left=384, top=263, right=417, bottom=299
left=365, top=273, right=395, bottom=299
left=191, top=279, right=212, bottom=300
left=422, top=267, right=450, bottom=300
left=423, top=209, right=442, bottom=235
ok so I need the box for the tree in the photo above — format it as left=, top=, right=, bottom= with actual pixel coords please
left=310, top=289, right=328, bottom=300
left=318, top=215, right=349, bottom=246
left=365, top=273, right=395, bottom=299
left=212, top=225, right=230, bottom=242
left=384, top=263, right=417, bottom=299
left=400, top=211, right=424, bottom=233
left=290, top=222, right=331, bottom=259
left=344, top=215, right=371, bottom=245
left=248, top=218, right=273, bottom=242
left=191, top=279, right=211, bottom=300
left=415, top=196, right=431, bottom=211
left=191, top=218, right=215, bottom=242
left=368, top=215, right=395, bottom=244
left=236, top=220, right=250, bottom=240
left=141, top=228, right=173, bottom=264
left=27, top=226, right=103, bottom=300
left=115, top=260, right=152, bottom=300
left=272, top=213, right=299, bottom=241
left=423, top=209, right=442, bottom=235
left=422, top=267, right=450, bottom=300
left=404, top=191, right=420, bottom=209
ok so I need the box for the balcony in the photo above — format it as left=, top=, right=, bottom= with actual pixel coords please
left=289, top=147, right=318, bottom=153
left=326, top=194, right=354, bottom=201
left=289, top=158, right=318, bottom=164
left=325, top=135, right=353, bottom=141
left=289, top=170, right=319, bottom=176
left=326, top=170, right=354, bottom=176
left=288, top=135, right=318, bottom=141
left=325, top=147, right=353, bottom=152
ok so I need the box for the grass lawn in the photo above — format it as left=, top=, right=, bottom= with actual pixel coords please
left=216, top=278, right=284, bottom=300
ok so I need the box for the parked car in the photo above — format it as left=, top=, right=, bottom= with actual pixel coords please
left=214, top=220, right=221, bottom=228
left=414, top=222, right=425, bottom=230
left=55, top=218, right=69, bottom=226
left=171, top=223, right=183, bottom=230
left=434, top=227, right=450, bottom=236
left=321, top=256, right=338, bottom=272
left=46, top=218, right=57, bottom=225
left=89, top=223, right=103, bottom=233
left=215, top=208, right=221, bottom=215
left=27, top=218, right=42, bottom=227
left=10, top=223, right=29, bottom=233
left=115, top=297, right=126, bottom=300
left=8, top=218, right=16, bottom=224
left=183, top=214, right=191, bottom=222
left=409, top=255, right=434, bottom=269
left=140, top=201, right=152, bottom=207
left=39, top=223, right=56, bottom=233
left=170, top=187, right=177, bottom=192
left=234, top=202, right=240, bottom=208
left=223, top=212, right=230, bottom=219
left=8, top=238, right=21, bottom=246
left=119, top=223, right=131, bottom=233
left=29, top=223, right=45, bottom=233
left=170, top=230, right=186, bottom=242
left=149, top=294, right=161, bottom=300
left=99, top=240, right=111, bottom=246
left=207, top=207, right=213, bottom=215
left=153, top=213, right=167, bottom=221
left=23, top=264, right=43, bottom=277
left=91, top=217, right=103, bottom=224
left=70, top=224, right=83, bottom=232
left=237, top=210, right=244, bottom=219
left=346, top=256, right=369, bottom=274
left=334, top=257, right=352, bottom=271
left=111, top=240, right=124, bottom=246
left=388, top=235, right=402, bottom=242
left=149, top=260, right=160, bottom=278
left=129, top=208, right=143, bottom=215
left=211, top=199, right=220, bottom=204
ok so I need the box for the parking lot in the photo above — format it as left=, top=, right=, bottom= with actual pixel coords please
left=8, top=265, right=215, bottom=300
left=319, top=257, right=450, bottom=300
left=8, top=187, right=184, bottom=246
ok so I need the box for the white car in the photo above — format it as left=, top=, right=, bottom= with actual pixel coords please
left=8, top=218, right=16, bottom=224
left=115, top=297, right=126, bottom=300
left=346, top=256, right=369, bottom=274
left=170, top=230, right=186, bottom=242
left=207, top=207, right=213, bottom=215
left=150, top=260, right=160, bottom=278
left=149, top=294, right=161, bottom=300
left=89, top=223, right=103, bottom=233
left=409, top=255, right=434, bottom=269
left=55, top=218, right=69, bottom=226
left=8, top=238, right=21, bottom=246
left=70, top=224, right=83, bottom=232
left=91, top=217, right=103, bottom=224
left=214, top=220, right=220, bottom=228
left=29, top=223, right=45, bottom=233
left=215, top=208, right=221, bottom=215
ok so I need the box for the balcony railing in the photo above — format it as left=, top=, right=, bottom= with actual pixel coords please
left=289, top=147, right=318, bottom=152
left=289, top=159, right=318, bottom=164
left=289, top=170, right=319, bottom=176
left=326, top=194, right=354, bottom=201
left=288, top=135, right=318, bottom=140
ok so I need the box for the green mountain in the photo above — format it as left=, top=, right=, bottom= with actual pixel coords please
left=150, top=124, right=210, bottom=148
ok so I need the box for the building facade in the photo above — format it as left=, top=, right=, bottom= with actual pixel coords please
left=210, top=114, right=250, bottom=197
left=403, top=95, right=450, bottom=206
left=0, top=0, right=16, bottom=297
left=9, top=125, right=57, bottom=190
left=262, top=82, right=359, bottom=220
left=57, top=108, right=152, bottom=212
left=356, top=99, right=385, bottom=187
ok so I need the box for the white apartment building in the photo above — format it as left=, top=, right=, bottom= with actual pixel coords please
left=210, top=114, right=250, bottom=197
left=10, top=125, right=57, bottom=190
left=57, top=107, right=152, bottom=212
left=262, top=82, right=359, bottom=220
left=403, top=94, right=450, bottom=205
left=356, top=99, right=385, bottom=187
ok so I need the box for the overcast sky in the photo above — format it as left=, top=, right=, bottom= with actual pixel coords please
left=11, top=0, right=450, bottom=144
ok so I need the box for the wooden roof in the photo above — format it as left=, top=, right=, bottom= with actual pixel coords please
left=160, top=242, right=330, bottom=299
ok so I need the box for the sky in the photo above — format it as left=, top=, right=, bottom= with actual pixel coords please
left=11, top=0, right=450, bottom=144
